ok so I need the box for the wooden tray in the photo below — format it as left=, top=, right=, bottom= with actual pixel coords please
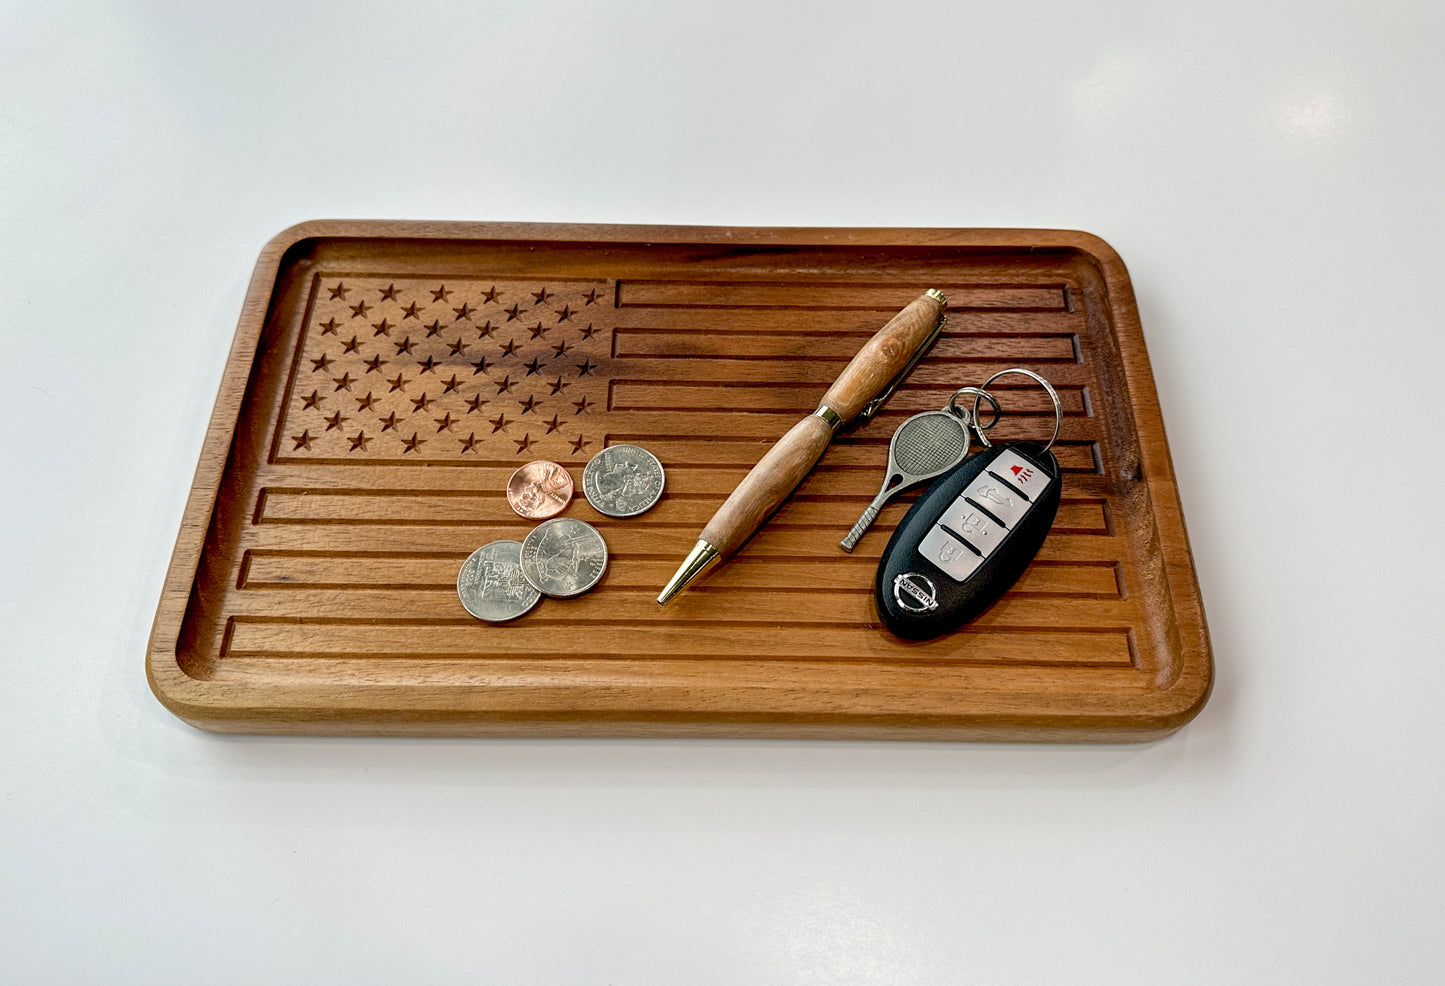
left=147, top=222, right=1212, bottom=740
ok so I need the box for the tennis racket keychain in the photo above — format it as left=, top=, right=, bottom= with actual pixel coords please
left=839, top=387, right=1001, bottom=552
left=873, top=369, right=1064, bottom=640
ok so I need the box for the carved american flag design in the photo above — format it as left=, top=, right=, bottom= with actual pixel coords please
left=277, top=279, right=611, bottom=462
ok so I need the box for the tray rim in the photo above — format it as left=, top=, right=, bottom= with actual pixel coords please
left=146, top=220, right=1213, bottom=740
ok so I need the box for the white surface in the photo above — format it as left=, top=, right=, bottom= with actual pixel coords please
left=2, top=1, right=1442, bottom=982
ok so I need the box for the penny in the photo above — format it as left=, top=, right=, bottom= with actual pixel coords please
left=582, top=444, right=666, bottom=518
left=520, top=518, right=608, bottom=598
left=506, top=460, right=574, bottom=520
left=456, top=540, right=542, bottom=623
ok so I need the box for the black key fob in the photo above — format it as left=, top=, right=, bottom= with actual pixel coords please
left=875, top=441, right=1060, bottom=640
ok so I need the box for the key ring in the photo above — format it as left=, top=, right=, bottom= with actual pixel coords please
left=947, top=386, right=1001, bottom=432
left=971, top=368, right=1062, bottom=452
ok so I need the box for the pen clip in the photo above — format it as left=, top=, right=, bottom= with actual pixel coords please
left=856, top=308, right=947, bottom=422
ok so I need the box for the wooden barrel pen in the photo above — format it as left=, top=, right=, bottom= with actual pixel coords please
left=657, top=289, right=948, bottom=604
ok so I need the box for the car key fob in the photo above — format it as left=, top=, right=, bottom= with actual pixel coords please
left=875, top=441, right=1060, bottom=640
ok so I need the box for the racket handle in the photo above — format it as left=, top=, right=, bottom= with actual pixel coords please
left=840, top=501, right=883, bottom=553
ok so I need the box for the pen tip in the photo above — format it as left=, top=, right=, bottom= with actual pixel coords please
left=657, top=539, right=720, bottom=605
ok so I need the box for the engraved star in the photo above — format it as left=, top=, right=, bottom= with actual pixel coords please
left=499, top=339, right=520, bottom=357
left=551, top=339, right=570, bottom=358
left=471, top=355, right=490, bottom=375
left=448, top=337, right=468, bottom=356
left=401, top=432, right=425, bottom=454
left=379, top=283, right=400, bottom=301
left=371, top=318, right=393, bottom=337
left=291, top=430, right=314, bottom=450
left=519, top=395, right=540, bottom=414
left=532, top=287, right=552, bottom=305
left=387, top=373, right=409, bottom=392
left=582, top=288, right=600, bottom=305
left=549, top=376, right=570, bottom=395
left=572, top=396, right=593, bottom=414
left=324, top=410, right=347, bottom=430
left=514, top=433, right=534, bottom=454
left=579, top=323, right=598, bottom=339
left=459, top=433, right=480, bottom=453
left=416, top=355, right=437, bottom=374
left=528, top=322, right=550, bottom=340
left=481, top=286, right=500, bottom=304
left=394, top=337, right=415, bottom=356
left=441, top=374, right=462, bottom=394
left=311, top=353, right=333, bottom=372
left=355, top=391, right=379, bottom=412
left=490, top=413, right=510, bottom=433
left=301, top=389, right=324, bottom=410
left=332, top=372, right=354, bottom=391
left=544, top=414, right=562, bottom=434
left=524, top=357, right=544, bottom=376
left=452, top=302, right=474, bottom=321
left=401, top=302, right=422, bottom=320
left=476, top=320, right=497, bottom=339
left=319, top=317, right=340, bottom=334
left=431, top=284, right=452, bottom=302
left=569, top=434, right=591, bottom=454
left=555, top=304, right=573, bottom=322
left=424, top=319, right=444, bottom=338
left=465, top=394, right=488, bottom=413
left=495, top=375, right=515, bottom=395
left=379, top=411, right=401, bottom=431
left=576, top=358, right=596, bottom=377
left=363, top=354, right=387, bottom=373
left=349, top=430, right=372, bottom=451
left=411, top=392, right=433, bottom=412
left=504, top=303, right=522, bottom=321
left=434, top=412, right=456, bottom=432
left=350, top=300, right=371, bottom=318
left=328, top=283, right=350, bottom=300
left=341, top=335, right=362, bottom=354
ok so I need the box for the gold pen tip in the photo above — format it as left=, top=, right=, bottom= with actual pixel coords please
left=657, top=539, right=720, bottom=605
left=925, top=288, right=947, bottom=307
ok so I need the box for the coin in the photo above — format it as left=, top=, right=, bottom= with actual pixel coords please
left=582, top=444, right=665, bottom=518
left=456, top=540, right=542, bottom=622
left=520, top=518, right=608, bottom=598
left=506, top=460, right=574, bottom=520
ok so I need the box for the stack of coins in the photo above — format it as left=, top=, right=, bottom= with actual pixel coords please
left=457, top=445, right=666, bottom=622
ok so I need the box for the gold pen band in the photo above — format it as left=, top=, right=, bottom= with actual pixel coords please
left=812, top=405, right=842, bottom=430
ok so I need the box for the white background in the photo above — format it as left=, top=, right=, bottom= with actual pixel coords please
left=2, top=1, right=1442, bottom=982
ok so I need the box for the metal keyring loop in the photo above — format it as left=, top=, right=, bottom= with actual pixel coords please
left=947, top=386, right=1001, bottom=432
left=971, top=368, right=1063, bottom=452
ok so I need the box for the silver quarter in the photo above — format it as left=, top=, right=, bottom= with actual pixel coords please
left=456, top=539, right=542, bottom=622
left=582, top=444, right=666, bottom=518
left=519, top=518, right=609, bottom=598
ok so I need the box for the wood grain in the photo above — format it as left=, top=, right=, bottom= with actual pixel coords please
left=700, top=414, right=833, bottom=557
left=820, top=291, right=945, bottom=421
left=145, top=222, right=1213, bottom=740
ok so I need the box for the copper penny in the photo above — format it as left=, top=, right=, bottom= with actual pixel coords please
left=506, top=460, right=574, bottom=519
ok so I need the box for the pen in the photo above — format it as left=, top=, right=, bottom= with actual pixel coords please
left=657, top=289, right=948, bottom=604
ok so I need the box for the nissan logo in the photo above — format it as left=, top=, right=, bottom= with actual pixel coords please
left=893, top=572, right=939, bottom=613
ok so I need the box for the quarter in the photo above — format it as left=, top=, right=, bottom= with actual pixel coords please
left=506, top=460, right=574, bottom=520
left=519, top=518, right=609, bottom=598
left=582, top=444, right=665, bottom=518
left=456, top=539, right=542, bottom=622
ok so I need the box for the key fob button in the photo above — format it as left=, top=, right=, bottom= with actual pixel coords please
left=937, top=499, right=1008, bottom=555
left=918, top=526, right=985, bottom=582
left=989, top=449, right=1054, bottom=501
left=960, top=474, right=1031, bottom=527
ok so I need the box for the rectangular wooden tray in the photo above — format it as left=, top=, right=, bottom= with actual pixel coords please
left=147, top=222, right=1212, bottom=739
